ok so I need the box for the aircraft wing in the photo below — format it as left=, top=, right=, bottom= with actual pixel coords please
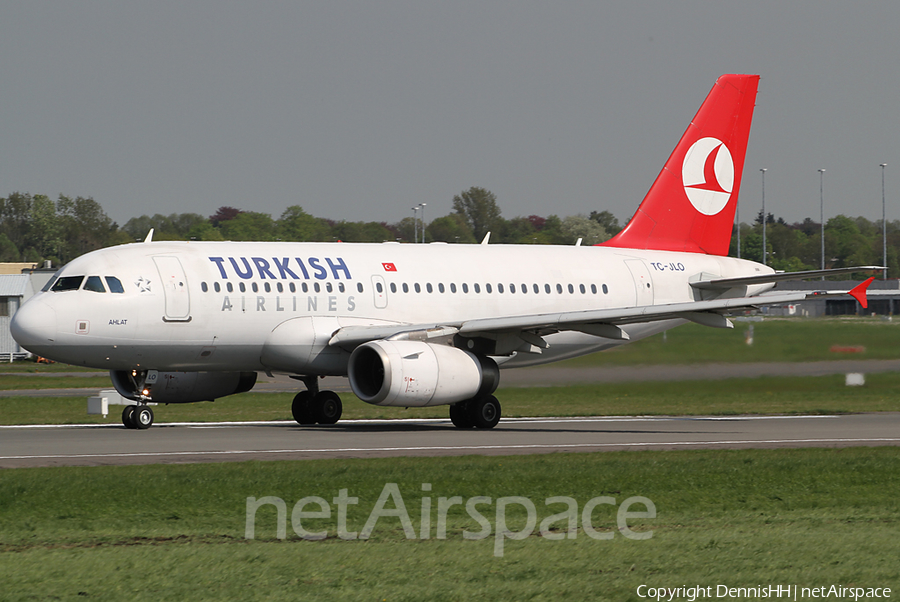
left=328, top=290, right=824, bottom=348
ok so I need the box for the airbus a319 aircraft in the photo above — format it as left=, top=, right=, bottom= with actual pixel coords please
left=11, top=74, right=877, bottom=430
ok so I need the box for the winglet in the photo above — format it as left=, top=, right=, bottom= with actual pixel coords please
left=849, top=277, right=876, bottom=309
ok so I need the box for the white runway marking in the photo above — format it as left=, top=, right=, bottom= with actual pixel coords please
left=0, top=414, right=839, bottom=430
left=3, top=438, right=899, bottom=463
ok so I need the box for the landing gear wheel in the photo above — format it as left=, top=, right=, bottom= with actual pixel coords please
left=468, top=395, right=501, bottom=429
left=134, top=406, right=154, bottom=429
left=291, top=391, right=317, bottom=425
left=313, top=391, right=342, bottom=425
left=449, top=403, right=474, bottom=428
left=122, top=405, right=137, bottom=429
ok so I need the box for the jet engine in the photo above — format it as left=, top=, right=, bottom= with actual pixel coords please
left=110, top=370, right=257, bottom=403
left=348, top=340, right=499, bottom=407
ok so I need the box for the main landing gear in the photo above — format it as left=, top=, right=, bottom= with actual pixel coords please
left=122, top=404, right=154, bottom=430
left=449, top=395, right=502, bottom=429
left=291, top=376, right=342, bottom=425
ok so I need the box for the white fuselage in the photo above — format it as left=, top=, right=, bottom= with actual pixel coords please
left=12, top=240, right=774, bottom=375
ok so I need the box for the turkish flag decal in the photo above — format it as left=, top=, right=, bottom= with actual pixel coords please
left=382, top=263, right=397, bottom=272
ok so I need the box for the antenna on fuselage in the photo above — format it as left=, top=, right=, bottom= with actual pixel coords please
left=575, top=238, right=583, bottom=246
left=144, top=229, right=154, bottom=243
left=481, top=232, right=490, bottom=245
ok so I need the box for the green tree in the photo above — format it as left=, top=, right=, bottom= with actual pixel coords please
left=219, top=212, right=277, bottom=241
left=452, top=187, right=502, bottom=242
left=0, top=233, right=19, bottom=261
left=426, top=214, right=476, bottom=243
left=560, top=215, right=609, bottom=245
left=277, top=206, right=333, bottom=241
left=589, top=210, right=621, bottom=236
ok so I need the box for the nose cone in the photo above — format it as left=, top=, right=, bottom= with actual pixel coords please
left=10, top=295, right=58, bottom=355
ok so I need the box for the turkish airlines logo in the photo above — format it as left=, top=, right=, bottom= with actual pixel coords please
left=682, top=137, right=734, bottom=216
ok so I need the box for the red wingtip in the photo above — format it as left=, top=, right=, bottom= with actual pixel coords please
left=849, top=277, right=876, bottom=309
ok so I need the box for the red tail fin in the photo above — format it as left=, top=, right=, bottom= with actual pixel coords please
left=601, top=74, right=759, bottom=255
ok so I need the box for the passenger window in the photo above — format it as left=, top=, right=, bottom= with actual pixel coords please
left=240, top=283, right=246, bottom=292
left=556, top=284, right=563, bottom=294
left=498, top=283, right=504, bottom=293
left=402, top=283, right=409, bottom=293
left=485, top=283, right=492, bottom=293
left=227, top=282, right=234, bottom=293
left=414, top=283, right=421, bottom=293
left=357, top=283, right=363, bottom=293
left=439, top=283, right=445, bottom=293
left=568, top=284, right=574, bottom=294
left=303, top=283, right=309, bottom=293
left=474, top=284, right=480, bottom=293
left=390, top=283, right=397, bottom=293
left=265, top=282, right=271, bottom=293
left=602, top=284, right=609, bottom=294
left=214, top=282, right=221, bottom=293
left=84, top=276, right=106, bottom=293
left=533, top=284, right=539, bottom=294
left=201, top=282, right=208, bottom=293
left=426, top=283, right=433, bottom=293
left=339, top=283, right=345, bottom=293
left=580, top=284, right=586, bottom=294
left=544, top=284, right=551, bottom=294
left=591, top=284, right=597, bottom=294
left=509, top=284, right=515, bottom=294
left=277, top=283, right=284, bottom=293
left=520, top=284, right=527, bottom=294
left=376, top=282, right=383, bottom=293
left=105, top=277, right=125, bottom=294
left=450, top=283, right=457, bottom=293
left=314, top=283, right=321, bottom=293
left=51, top=276, right=84, bottom=292
left=326, top=282, right=333, bottom=293
left=462, top=283, right=468, bottom=293
left=252, top=283, right=259, bottom=293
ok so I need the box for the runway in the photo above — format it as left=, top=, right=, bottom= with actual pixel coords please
left=2, top=413, right=899, bottom=468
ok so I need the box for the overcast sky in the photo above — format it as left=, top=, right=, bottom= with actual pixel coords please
left=2, top=2, right=898, bottom=229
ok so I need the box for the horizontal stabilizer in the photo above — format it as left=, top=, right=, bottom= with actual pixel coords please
left=691, top=266, right=885, bottom=289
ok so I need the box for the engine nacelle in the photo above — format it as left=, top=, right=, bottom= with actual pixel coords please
left=110, top=370, right=257, bottom=403
left=348, top=340, right=499, bottom=407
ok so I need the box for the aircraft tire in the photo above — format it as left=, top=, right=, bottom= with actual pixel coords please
left=314, top=391, right=342, bottom=425
left=134, top=406, right=154, bottom=430
left=449, top=403, right=474, bottom=428
left=122, top=405, right=138, bottom=429
left=468, top=395, right=501, bottom=429
left=291, top=391, right=317, bottom=425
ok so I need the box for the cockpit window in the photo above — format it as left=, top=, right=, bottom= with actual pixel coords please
left=51, top=276, right=85, bottom=292
left=105, top=277, right=125, bottom=294
left=41, top=268, right=64, bottom=292
left=84, top=276, right=106, bottom=293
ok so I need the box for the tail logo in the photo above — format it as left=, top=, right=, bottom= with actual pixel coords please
left=682, top=137, right=734, bottom=216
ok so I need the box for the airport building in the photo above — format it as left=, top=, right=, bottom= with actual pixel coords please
left=0, top=263, right=55, bottom=360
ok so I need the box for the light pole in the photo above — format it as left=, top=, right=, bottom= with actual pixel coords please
left=411, top=206, right=418, bottom=243
left=418, top=203, right=427, bottom=243
left=760, top=168, right=767, bottom=265
left=881, top=163, right=887, bottom=279
left=819, top=169, right=826, bottom=279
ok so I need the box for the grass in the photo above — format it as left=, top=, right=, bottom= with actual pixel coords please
left=1, top=448, right=897, bottom=600
left=2, top=372, right=899, bottom=426
left=0, top=375, right=112, bottom=390
left=555, top=317, right=900, bottom=367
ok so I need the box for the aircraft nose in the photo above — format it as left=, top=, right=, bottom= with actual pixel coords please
left=10, top=295, right=58, bottom=353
